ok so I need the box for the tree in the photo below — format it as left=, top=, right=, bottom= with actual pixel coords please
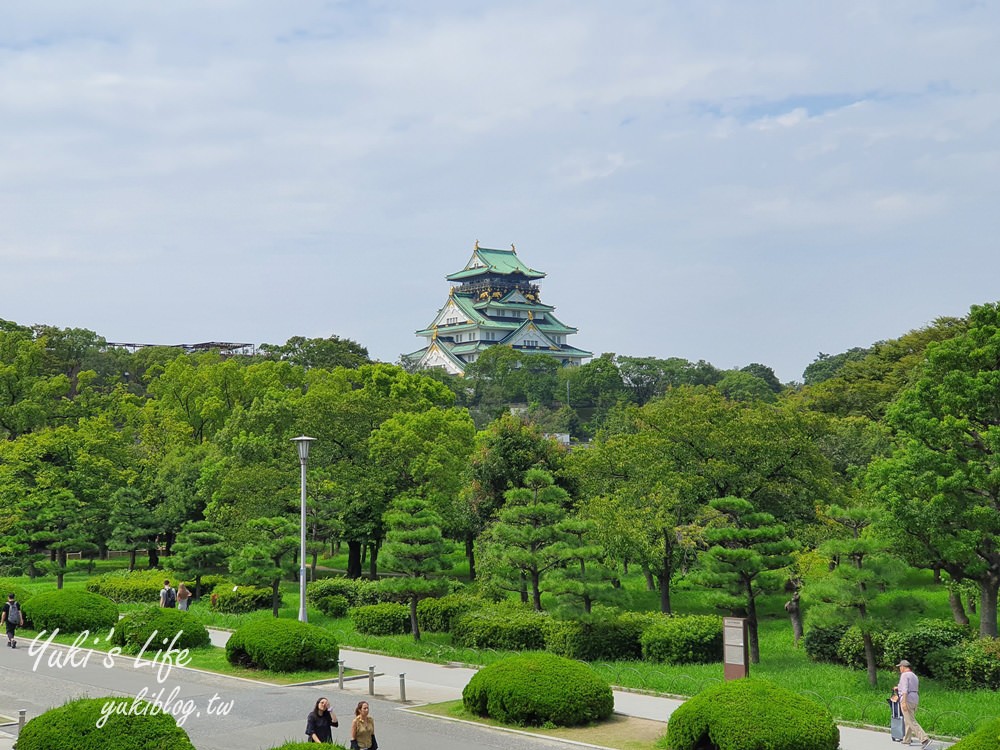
left=740, top=363, right=783, bottom=394
left=692, top=497, right=796, bottom=664
left=107, top=487, right=159, bottom=571
left=258, top=334, right=370, bottom=370
left=477, top=469, right=570, bottom=611
left=869, top=303, right=1000, bottom=637
left=810, top=505, right=902, bottom=686
left=228, top=517, right=298, bottom=617
left=17, top=488, right=98, bottom=588
left=167, top=520, right=228, bottom=599
left=716, top=371, right=776, bottom=403
left=544, top=516, right=618, bottom=614
left=377, top=497, right=453, bottom=640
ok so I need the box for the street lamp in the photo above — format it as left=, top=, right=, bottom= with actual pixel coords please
left=291, top=435, right=316, bottom=623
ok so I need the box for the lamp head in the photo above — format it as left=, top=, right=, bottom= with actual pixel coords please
left=291, top=435, right=316, bottom=462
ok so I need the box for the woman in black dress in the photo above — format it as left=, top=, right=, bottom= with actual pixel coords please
left=306, top=697, right=339, bottom=743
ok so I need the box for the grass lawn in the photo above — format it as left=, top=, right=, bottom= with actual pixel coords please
left=410, top=699, right=666, bottom=750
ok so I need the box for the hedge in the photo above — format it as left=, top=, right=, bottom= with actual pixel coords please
left=950, top=717, right=1000, bottom=750
left=111, top=606, right=211, bottom=653
left=85, top=570, right=169, bottom=604
left=352, top=602, right=410, bottom=636
left=803, top=622, right=850, bottom=664
left=22, top=590, right=119, bottom=634
left=545, top=615, right=644, bottom=661
left=417, top=594, right=481, bottom=633
left=463, top=652, right=614, bottom=727
left=926, top=637, right=1000, bottom=690
left=665, top=679, right=840, bottom=750
left=15, top=696, right=196, bottom=750
left=452, top=606, right=549, bottom=651
left=641, top=615, right=723, bottom=665
left=835, top=626, right=887, bottom=670
left=211, top=584, right=274, bottom=613
left=316, top=594, right=350, bottom=619
left=881, top=618, right=971, bottom=675
left=267, top=743, right=348, bottom=750
left=226, top=618, right=339, bottom=672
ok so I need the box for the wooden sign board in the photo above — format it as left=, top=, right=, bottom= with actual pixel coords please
left=723, top=617, right=748, bottom=680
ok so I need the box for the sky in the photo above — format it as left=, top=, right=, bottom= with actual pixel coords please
left=2, top=1, right=998, bottom=382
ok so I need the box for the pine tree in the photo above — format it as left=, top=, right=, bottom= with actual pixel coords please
left=167, top=520, right=227, bottom=599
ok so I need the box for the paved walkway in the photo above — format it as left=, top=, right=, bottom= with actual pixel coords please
left=0, top=627, right=953, bottom=750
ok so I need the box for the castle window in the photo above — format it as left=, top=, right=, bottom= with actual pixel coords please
left=446, top=316, right=458, bottom=325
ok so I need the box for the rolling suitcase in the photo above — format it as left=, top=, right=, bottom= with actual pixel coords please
left=888, top=696, right=906, bottom=742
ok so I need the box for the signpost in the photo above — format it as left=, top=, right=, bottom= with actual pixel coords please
left=723, top=617, right=749, bottom=680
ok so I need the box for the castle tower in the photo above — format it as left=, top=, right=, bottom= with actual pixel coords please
left=407, top=242, right=591, bottom=375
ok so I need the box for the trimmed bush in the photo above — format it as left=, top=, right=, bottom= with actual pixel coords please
left=641, top=615, right=723, bottom=665
left=463, top=652, right=613, bottom=727
left=16, top=696, right=196, bottom=750
left=85, top=569, right=168, bottom=604
left=545, top=615, right=644, bottom=661
left=226, top=618, right=339, bottom=672
left=0, top=579, right=34, bottom=605
left=926, top=637, right=1000, bottom=690
left=352, top=602, right=409, bottom=635
left=111, top=606, right=211, bottom=653
left=307, top=577, right=364, bottom=606
left=804, top=622, right=850, bottom=663
left=417, top=593, right=481, bottom=633
left=665, top=679, right=839, bottom=750
left=316, top=594, right=350, bottom=619
left=452, top=605, right=550, bottom=651
left=211, top=584, right=274, bottom=613
left=835, top=626, right=887, bottom=669
left=951, top=717, right=1000, bottom=750
left=22, top=590, right=118, bottom=634
left=881, top=618, right=971, bottom=675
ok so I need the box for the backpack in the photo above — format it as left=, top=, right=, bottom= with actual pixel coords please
left=7, top=601, right=21, bottom=627
left=164, top=588, right=176, bottom=608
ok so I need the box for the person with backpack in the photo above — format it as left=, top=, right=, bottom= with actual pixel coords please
left=159, top=580, right=177, bottom=608
left=2, top=593, right=22, bottom=648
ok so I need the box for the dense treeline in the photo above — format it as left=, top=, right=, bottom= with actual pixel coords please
left=1, top=305, right=999, bottom=682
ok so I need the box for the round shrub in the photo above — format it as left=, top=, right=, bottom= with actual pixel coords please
left=226, top=618, right=339, bottom=672
left=307, top=577, right=363, bottom=606
left=951, top=717, right=1000, bottom=750
left=23, top=590, right=118, bottom=634
left=803, top=622, right=850, bottom=663
left=352, top=602, right=410, bottom=635
left=926, top=637, right=1000, bottom=690
left=417, top=593, right=481, bottom=633
left=316, top=594, right=350, bottom=619
left=545, top=614, right=644, bottom=661
left=211, top=584, right=274, bottom=613
left=881, top=618, right=971, bottom=675
left=86, top=569, right=167, bottom=603
left=112, top=606, right=211, bottom=653
left=641, top=615, right=723, bottom=665
left=16, top=696, right=196, bottom=750
left=462, top=652, right=613, bottom=727
left=0, top=579, right=34, bottom=604
left=452, top=606, right=549, bottom=650
left=665, top=679, right=840, bottom=750
left=835, top=626, right=887, bottom=669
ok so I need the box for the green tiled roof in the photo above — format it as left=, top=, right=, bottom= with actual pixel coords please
left=447, top=247, right=546, bottom=281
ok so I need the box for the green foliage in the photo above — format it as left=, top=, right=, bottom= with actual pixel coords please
left=664, top=679, right=839, bottom=750
left=950, top=717, right=1000, bottom=750
left=803, top=622, right=850, bottom=663
left=225, top=618, right=339, bottom=672
left=834, top=626, right=887, bottom=669
left=23, top=590, right=118, bottom=633
left=881, top=618, right=972, bottom=675
left=315, top=594, right=350, bottom=618
left=15, top=696, right=196, bottom=750
left=926, top=637, right=1000, bottom=690
left=352, top=602, right=410, bottom=635
left=462, top=652, right=613, bottom=727
left=211, top=584, right=275, bottom=614
left=85, top=569, right=168, bottom=603
left=416, top=593, right=481, bottom=633
left=111, top=606, right=211, bottom=653
left=640, top=615, right=723, bottom=664
left=0, top=579, right=33, bottom=605
left=266, top=744, right=348, bottom=750
left=452, top=606, right=550, bottom=650
left=544, top=613, right=645, bottom=661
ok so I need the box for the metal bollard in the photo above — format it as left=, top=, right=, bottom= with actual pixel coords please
left=338, top=660, right=344, bottom=689
left=18, top=709, right=26, bottom=731
left=368, top=665, right=376, bottom=695
left=399, top=673, right=406, bottom=702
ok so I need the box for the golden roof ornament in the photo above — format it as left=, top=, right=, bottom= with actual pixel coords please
left=475, top=239, right=479, bottom=250
left=511, top=243, right=516, bottom=253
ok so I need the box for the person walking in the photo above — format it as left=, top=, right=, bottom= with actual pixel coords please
left=891, top=659, right=930, bottom=747
left=1, top=593, right=22, bottom=649
left=159, top=580, right=176, bottom=608
left=305, top=697, right=339, bottom=743
left=350, top=701, right=377, bottom=750
left=176, top=583, right=192, bottom=611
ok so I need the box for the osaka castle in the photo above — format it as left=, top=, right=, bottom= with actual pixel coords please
left=407, top=242, right=591, bottom=375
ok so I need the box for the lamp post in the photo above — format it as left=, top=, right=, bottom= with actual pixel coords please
left=291, top=435, right=316, bottom=623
